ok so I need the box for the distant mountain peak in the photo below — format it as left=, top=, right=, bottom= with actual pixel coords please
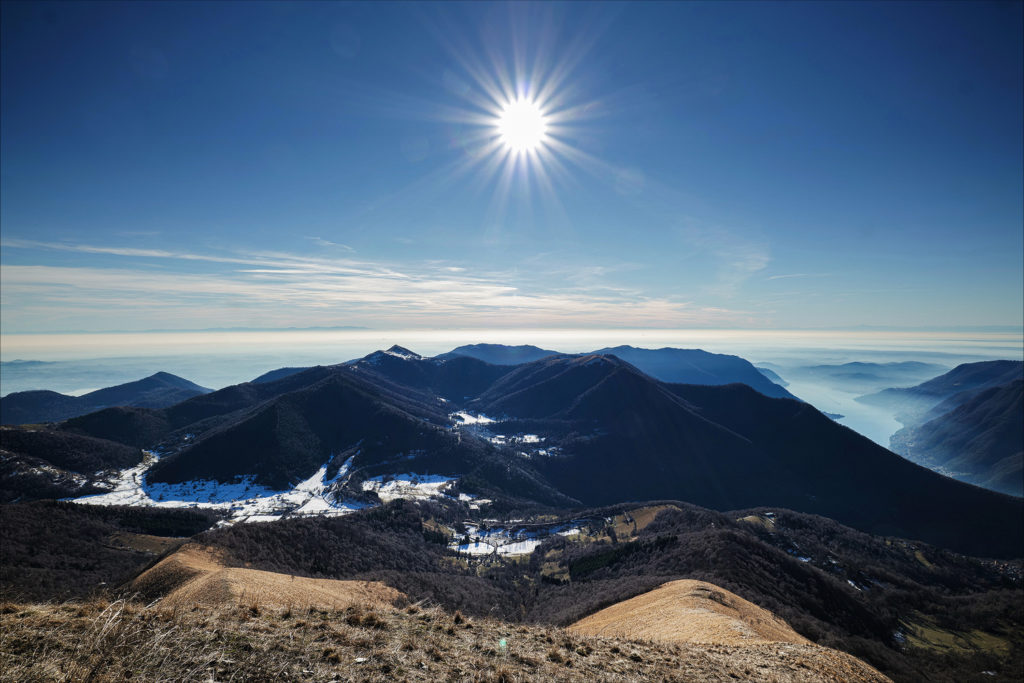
left=589, top=345, right=798, bottom=400
left=1, top=371, right=211, bottom=425
left=142, top=372, right=210, bottom=391
left=385, top=345, right=421, bottom=360
left=435, top=344, right=560, bottom=366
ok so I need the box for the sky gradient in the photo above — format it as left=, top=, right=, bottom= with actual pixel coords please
left=2, top=1, right=1022, bottom=334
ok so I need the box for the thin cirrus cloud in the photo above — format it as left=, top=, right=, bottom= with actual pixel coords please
left=304, top=236, right=355, bottom=251
left=0, top=240, right=757, bottom=332
left=673, top=226, right=771, bottom=298
left=765, top=273, right=829, bottom=281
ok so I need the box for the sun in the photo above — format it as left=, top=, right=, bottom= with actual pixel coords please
left=496, top=98, right=548, bottom=153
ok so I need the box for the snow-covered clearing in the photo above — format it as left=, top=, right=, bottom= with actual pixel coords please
left=448, top=522, right=582, bottom=557
left=73, top=454, right=367, bottom=525
left=453, top=412, right=497, bottom=425
left=361, top=473, right=456, bottom=503
left=451, top=411, right=554, bottom=461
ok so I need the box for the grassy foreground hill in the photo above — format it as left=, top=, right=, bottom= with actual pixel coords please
left=0, top=598, right=889, bottom=683
left=1, top=498, right=1021, bottom=682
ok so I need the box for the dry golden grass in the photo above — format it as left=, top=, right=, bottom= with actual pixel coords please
left=622, top=504, right=679, bottom=534
left=737, top=514, right=777, bottom=532
left=1, top=598, right=891, bottom=682
left=1, top=546, right=889, bottom=681
left=132, top=543, right=404, bottom=611
left=569, top=579, right=810, bottom=646
left=569, top=580, right=889, bottom=682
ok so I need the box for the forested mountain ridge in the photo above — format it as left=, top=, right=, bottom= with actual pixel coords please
left=0, top=372, right=211, bottom=425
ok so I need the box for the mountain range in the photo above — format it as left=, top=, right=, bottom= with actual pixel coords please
left=780, top=361, right=950, bottom=395
left=3, top=344, right=1023, bottom=682
left=443, top=343, right=799, bottom=400
left=0, top=372, right=211, bottom=425
left=856, top=360, right=1023, bottom=424
left=3, top=345, right=1020, bottom=559
left=889, top=379, right=1022, bottom=497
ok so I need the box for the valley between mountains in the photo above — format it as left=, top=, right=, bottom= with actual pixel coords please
left=1, top=344, right=1021, bottom=682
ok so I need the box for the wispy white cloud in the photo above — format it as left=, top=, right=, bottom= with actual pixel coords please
left=304, top=236, right=354, bottom=251
left=0, top=240, right=759, bottom=332
left=676, top=226, right=770, bottom=297
left=1, top=238, right=251, bottom=265
left=765, top=273, right=829, bottom=281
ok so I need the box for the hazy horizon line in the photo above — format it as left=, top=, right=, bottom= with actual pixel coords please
left=2, top=324, right=1022, bottom=337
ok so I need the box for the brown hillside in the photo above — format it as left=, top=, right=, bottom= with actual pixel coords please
left=131, top=544, right=404, bottom=611
left=5, top=599, right=893, bottom=682
left=570, top=579, right=890, bottom=682
left=569, top=579, right=809, bottom=646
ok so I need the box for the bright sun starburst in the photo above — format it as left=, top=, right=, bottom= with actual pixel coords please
left=416, top=7, right=605, bottom=214
left=496, top=98, right=548, bottom=153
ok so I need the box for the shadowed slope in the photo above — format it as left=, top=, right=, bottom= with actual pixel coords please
left=1, top=372, right=211, bottom=426
left=592, top=345, right=798, bottom=399
left=474, top=354, right=1022, bottom=557
left=890, top=380, right=1023, bottom=496
left=667, top=382, right=1024, bottom=558
left=435, top=343, right=560, bottom=365
left=857, top=360, right=1023, bottom=423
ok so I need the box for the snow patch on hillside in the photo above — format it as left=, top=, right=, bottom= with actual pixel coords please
left=385, top=348, right=420, bottom=360
left=72, top=453, right=366, bottom=525
left=448, top=522, right=581, bottom=557
left=453, top=412, right=497, bottom=425
left=361, top=473, right=456, bottom=503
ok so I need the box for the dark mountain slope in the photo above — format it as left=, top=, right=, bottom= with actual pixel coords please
left=0, top=426, right=143, bottom=501
left=890, top=380, right=1022, bottom=497
left=467, top=354, right=1022, bottom=557
left=471, top=355, right=635, bottom=419
left=471, top=356, right=768, bottom=508
left=667, top=383, right=1024, bottom=558
left=467, top=357, right=754, bottom=504
left=161, top=365, right=338, bottom=430
left=1, top=372, right=211, bottom=425
left=82, top=372, right=209, bottom=408
left=0, top=501, right=219, bottom=601
left=61, top=407, right=172, bottom=449
left=857, top=360, right=1023, bottom=423
left=146, top=369, right=449, bottom=489
left=592, top=345, right=798, bottom=399
left=0, top=391, right=80, bottom=425
left=436, top=343, right=559, bottom=365
left=543, top=378, right=771, bottom=510
left=756, top=366, right=789, bottom=386
left=144, top=367, right=572, bottom=506
left=58, top=366, right=344, bottom=450
left=251, top=367, right=310, bottom=384
left=903, top=360, right=1022, bottom=397
left=54, top=353, right=507, bottom=476
left=350, top=346, right=512, bottom=403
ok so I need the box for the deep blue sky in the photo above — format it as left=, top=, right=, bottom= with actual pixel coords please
left=2, top=1, right=1021, bottom=333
